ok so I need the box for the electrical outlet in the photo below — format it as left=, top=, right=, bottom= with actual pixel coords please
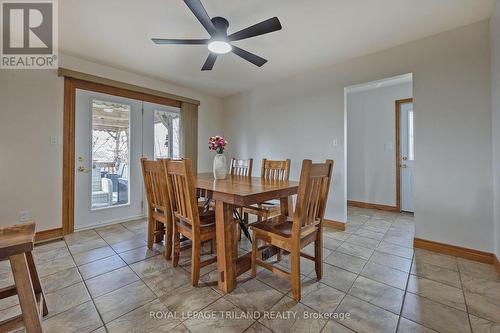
left=20, top=210, right=31, bottom=222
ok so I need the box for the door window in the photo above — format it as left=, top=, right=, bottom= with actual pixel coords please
left=91, top=100, right=130, bottom=209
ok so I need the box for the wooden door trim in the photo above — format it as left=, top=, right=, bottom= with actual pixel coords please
left=395, top=98, right=413, bottom=212
left=62, top=77, right=190, bottom=235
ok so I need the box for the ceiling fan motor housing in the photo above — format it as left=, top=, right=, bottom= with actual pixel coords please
left=211, top=17, right=229, bottom=38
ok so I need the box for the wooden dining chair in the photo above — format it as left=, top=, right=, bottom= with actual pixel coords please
left=243, top=158, right=291, bottom=222
left=229, top=158, right=253, bottom=176
left=164, top=158, right=217, bottom=286
left=229, top=158, right=253, bottom=241
left=141, top=158, right=172, bottom=259
left=250, top=159, right=334, bottom=301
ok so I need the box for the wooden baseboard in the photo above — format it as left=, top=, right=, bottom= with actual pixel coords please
left=414, top=238, right=495, bottom=265
left=35, top=227, right=64, bottom=243
left=347, top=200, right=399, bottom=212
left=324, top=219, right=346, bottom=231
left=495, top=255, right=500, bottom=276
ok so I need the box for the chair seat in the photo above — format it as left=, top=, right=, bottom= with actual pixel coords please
left=198, top=208, right=216, bottom=226
left=250, top=215, right=294, bottom=238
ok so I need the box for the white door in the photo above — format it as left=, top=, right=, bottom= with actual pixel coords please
left=400, top=101, right=415, bottom=212
left=75, top=90, right=144, bottom=230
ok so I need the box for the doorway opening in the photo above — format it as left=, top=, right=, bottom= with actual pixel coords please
left=345, top=73, right=414, bottom=214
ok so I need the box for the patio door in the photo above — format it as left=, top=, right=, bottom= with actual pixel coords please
left=74, top=89, right=144, bottom=230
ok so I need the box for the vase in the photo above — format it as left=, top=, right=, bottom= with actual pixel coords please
left=213, top=153, right=227, bottom=179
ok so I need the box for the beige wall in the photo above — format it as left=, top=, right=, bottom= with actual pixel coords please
left=0, top=55, right=223, bottom=232
left=223, top=21, right=494, bottom=252
left=491, top=0, right=500, bottom=258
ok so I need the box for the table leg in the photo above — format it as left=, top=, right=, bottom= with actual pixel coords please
left=9, top=253, right=43, bottom=333
left=215, top=200, right=236, bottom=293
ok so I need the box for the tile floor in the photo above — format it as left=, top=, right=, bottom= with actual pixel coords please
left=1, top=207, right=499, bottom=333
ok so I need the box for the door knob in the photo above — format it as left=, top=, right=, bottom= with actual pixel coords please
left=402, top=156, right=408, bottom=161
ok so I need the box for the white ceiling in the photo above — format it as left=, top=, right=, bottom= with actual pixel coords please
left=59, top=0, right=495, bottom=97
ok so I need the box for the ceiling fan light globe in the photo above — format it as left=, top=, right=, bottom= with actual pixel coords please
left=208, top=41, right=232, bottom=54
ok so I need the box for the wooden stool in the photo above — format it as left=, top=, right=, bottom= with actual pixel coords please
left=0, top=223, right=48, bottom=333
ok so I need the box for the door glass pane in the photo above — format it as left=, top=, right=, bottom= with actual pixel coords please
left=408, top=109, right=414, bottom=161
left=91, top=100, right=130, bottom=209
left=154, top=109, right=181, bottom=158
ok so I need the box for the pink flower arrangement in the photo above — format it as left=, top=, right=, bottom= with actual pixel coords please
left=208, top=135, right=228, bottom=154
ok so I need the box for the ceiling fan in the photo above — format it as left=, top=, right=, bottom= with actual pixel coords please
left=151, top=0, right=282, bottom=71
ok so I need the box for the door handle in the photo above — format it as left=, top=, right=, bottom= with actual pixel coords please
left=400, top=164, right=407, bottom=168
left=402, top=156, right=408, bottom=161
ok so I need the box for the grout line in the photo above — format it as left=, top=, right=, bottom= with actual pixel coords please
left=456, top=258, right=475, bottom=333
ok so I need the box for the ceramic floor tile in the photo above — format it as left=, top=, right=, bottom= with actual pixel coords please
left=110, top=236, right=147, bottom=253
left=159, top=282, right=222, bottom=313
left=224, top=277, right=284, bottom=313
left=321, top=320, right=356, bottom=332
left=411, top=260, right=461, bottom=288
left=458, top=258, right=500, bottom=282
left=369, top=251, right=412, bottom=272
left=315, top=263, right=357, bottom=292
left=259, top=296, right=327, bottom=333
left=348, top=276, right=405, bottom=314
left=397, top=317, right=438, bottom=333
left=463, top=290, right=500, bottom=324
left=354, top=228, right=386, bottom=241
left=324, top=250, right=367, bottom=274
left=42, top=301, right=102, bottom=333
left=118, top=246, right=159, bottom=264
left=64, top=230, right=101, bottom=246
left=129, top=255, right=173, bottom=278
left=345, top=234, right=381, bottom=249
left=67, top=238, right=108, bottom=255
left=45, top=282, right=91, bottom=318
left=78, top=255, right=126, bottom=280
left=184, top=298, right=255, bottom=333
left=402, top=292, right=471, bottom=333
left=407, top=275, right=466, bottom=311
left=468, top=314, right=500, bottom=333
left=323, top=236, right=344, bottom=250
left=297, top=278, right=346, bottom=313
left=337, top=242, right=374, bottom=260
left=94, top=280, right=156, bottom=323
left=72, top=246, right=116, bottom=266
left=40, top=267, right=83, bottom=294
left=413, top=249, right=458, bottom=271
left=376, top=241, right=414, bottom=259
left=141, top=266, right=192, bottom=297
left=255, top=266, right=296, bottom=293
left=277, top=253, right=317, bottom=276
left=360, top=262, right=409, bottom=290
left=34, top=246, right=71, bottom=265
left=37, top=255, right=76, bottom=277
left=245, top=321, right=273, bottom=333
left=333, top=295, right=399, bottom=333
left=106, top=299, right=180, bottom=333
left=85, top=266, right=139, bottom=298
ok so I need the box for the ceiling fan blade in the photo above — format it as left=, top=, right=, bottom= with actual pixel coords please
left=228, top=17, right=282, bottom=42
left=152, top=38, right=209, bottom=45
left=201, top=53, right=217, bottom=71
left=184, top=0, right=217, bottom=36
left=231, top=46, right=267, bottom=67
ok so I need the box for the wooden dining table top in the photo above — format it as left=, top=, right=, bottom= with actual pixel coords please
left=194, top=173, right=299, bottom=206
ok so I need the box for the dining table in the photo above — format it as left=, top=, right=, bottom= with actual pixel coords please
left=194, top=172, right=299, bottom=293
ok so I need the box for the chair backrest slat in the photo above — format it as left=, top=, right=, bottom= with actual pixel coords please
left=229, top=158, right=253, bottom=177
left=261, top=158, right=291, bottom=181
left=141, top=158, right=170, bottom=215
left=164, top=159, right=201, bottom=231
left=293, top=160, right=334, bottom=233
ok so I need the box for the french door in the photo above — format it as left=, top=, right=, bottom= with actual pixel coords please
left=74, top=90, right=181, bottom=230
